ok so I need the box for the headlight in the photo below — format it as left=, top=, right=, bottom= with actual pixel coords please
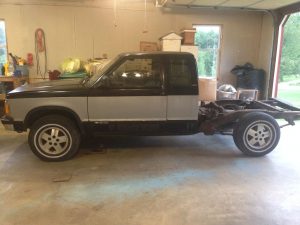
left=4, top=100, right=10, bottom=116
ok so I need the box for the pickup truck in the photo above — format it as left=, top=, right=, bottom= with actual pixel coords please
left=2, top=52, right=300, bottom=161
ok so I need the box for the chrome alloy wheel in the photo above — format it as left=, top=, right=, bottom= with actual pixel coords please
left=34, top=124, right=72, bottom=158
left=243, top=121, right=275, bottom=152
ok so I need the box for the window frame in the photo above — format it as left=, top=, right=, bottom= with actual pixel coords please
left=192, top=24, right=222, bottom=79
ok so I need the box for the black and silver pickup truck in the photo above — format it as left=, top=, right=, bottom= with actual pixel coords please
left=1, top=52, right=300, bottom=161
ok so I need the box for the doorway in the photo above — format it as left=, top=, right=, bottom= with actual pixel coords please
left=193, top=25, right=221, bottom=78
left=277, top=12, right=300, bottom=107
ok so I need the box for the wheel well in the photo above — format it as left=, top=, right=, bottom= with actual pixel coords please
left=24, top=107, right=85, bottom=134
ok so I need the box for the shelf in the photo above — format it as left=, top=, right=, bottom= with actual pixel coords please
left=0, top=76, right=29, bottom=101
left=0, top=93, right=5, bottom=101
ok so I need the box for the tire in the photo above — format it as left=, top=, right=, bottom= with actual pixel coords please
left=233, top=112, right=280, bottom=157
left=28, top=115, right=81, bottom=161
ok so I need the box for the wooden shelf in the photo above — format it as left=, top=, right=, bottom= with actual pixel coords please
left=0, top=76, right=29, bottom=101
left=0, top=93, right=5, bottom=101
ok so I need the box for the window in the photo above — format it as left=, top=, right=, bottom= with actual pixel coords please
left=0, top=20, right=7, bottom=68
left=193, top=25, right=221, bottom=78
left=165, top=56, right=198, bottom=94
left=108, top=57, right=162, bottom=89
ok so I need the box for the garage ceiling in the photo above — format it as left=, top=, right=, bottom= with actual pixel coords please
left=1, top=0, right=299, bottom=10
left=161, top=0, right=300, bottom=10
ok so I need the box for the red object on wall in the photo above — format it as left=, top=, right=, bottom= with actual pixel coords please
left=48, top=70, right=61, bottom=80
left=27, top=53, right=34, bottom=66
left=35, top=28, right=45, bottom=52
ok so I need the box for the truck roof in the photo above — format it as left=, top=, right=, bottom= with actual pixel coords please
left=118, top=51, right=194, bottom=57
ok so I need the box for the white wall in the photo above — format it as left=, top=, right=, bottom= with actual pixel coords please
left=0, top=0, right=274, bottom=88
left=258, top=13, right=274, bottom=98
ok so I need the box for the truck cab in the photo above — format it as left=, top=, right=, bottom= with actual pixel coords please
left=85, top=52, right=199, bottom=135
left=2, top=52, right=300, bottom=161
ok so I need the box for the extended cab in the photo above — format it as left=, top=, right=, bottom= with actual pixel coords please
left=2, top=52, right=300, bottom=161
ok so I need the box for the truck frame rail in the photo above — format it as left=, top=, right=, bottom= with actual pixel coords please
left=199, top=98, right=300, bottom=135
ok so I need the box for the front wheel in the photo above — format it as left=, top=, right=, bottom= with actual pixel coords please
left=233, top=112, right=280, bottom=157
left=28, top=115, right=81, bottom=161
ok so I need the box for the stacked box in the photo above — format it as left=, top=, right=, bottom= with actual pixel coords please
left=159, top=32, right=182, bottom=52
left=181, top=29, right=196, bottom=45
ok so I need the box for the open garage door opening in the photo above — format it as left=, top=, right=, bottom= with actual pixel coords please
left=276, top=12, right=300, bottom=107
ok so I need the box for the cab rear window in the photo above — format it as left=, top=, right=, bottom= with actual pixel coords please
left=165, top=56, right=198, bottom=95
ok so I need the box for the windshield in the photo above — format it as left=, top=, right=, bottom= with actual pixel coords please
left=84, top=55, right=120, bottom=87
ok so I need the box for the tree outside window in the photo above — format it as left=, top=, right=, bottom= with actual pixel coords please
left=193, top=25, right=221, bottom=78
left=0, top=20, right=8, bottom=68
left=277, top=12, right=300, bottom=107
left=280, top=12, right=300, bottom=82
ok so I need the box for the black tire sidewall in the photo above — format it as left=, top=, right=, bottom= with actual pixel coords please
left=233, top=112, right=280, bottom=157
left=29, top=115, right=81, bottom=161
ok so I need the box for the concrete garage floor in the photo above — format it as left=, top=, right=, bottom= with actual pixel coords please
left=1, top=122, right=300, bottom=225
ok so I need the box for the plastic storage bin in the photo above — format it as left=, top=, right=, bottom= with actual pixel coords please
left=198, top=78, right=217, bottom=101
left=14, top=65, right=29, bottom=76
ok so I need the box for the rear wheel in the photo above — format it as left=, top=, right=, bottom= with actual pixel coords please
left=28, top=115, right=81, bottom=161
left=233, top=112, right=280, bottom=157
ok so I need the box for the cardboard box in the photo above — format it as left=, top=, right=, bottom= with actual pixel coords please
left=140, top=42, right=158, bottom=52
left=181, top=29, right=196, bottom=45
left=159, top=32, right=182, bottom=52
left=237, top=89, right=258, bottom=101
left=181, top=45, right=198, bottom=61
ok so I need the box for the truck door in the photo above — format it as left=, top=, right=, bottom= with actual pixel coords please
left=164, top=55, right=199, bottom=121
left=88, top=55, right=167, bottom=124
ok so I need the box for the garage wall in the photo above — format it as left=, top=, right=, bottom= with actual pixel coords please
left=258, top=13, right=274, bottom=98
left=0, top=1, right=272, bottom=87
left=170, top=8, right=265, bottom=85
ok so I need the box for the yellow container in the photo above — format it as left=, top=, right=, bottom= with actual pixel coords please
left=4, top=63, right=9, bottom=76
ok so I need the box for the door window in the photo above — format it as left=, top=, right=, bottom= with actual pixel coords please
left=107, top=58, right=162, bottom=89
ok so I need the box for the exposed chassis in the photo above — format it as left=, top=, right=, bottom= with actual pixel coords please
left=199, top=98, right=300, bottom=135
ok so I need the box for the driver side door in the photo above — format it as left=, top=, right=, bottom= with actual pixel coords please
left=87, top=55, right=167, bottom=132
